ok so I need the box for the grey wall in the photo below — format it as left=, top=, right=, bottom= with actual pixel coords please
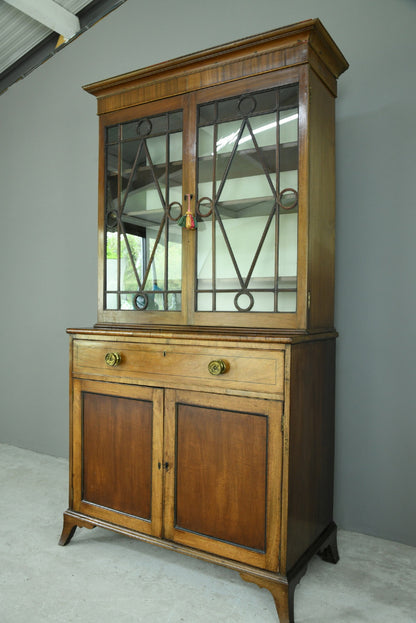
left=0, top=0, right=415, bottom=547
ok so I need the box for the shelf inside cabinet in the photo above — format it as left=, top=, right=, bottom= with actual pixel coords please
left=197, top=276, right=297, bottom=291
left=203, top=195, right=298, bottom=219
left=198, top=143, right=298, bottom=184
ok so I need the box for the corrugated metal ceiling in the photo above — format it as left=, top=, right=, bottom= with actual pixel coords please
left=0, top=0, right=127, bottom=94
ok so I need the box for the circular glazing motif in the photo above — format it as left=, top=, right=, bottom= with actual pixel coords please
left=136, top=118, right=152, bottom=137
left=168, top=201, right=182, bottom=222
left=278, top=188, right=298, bottom=210
left=238, top=95, right=257, bottom=116
left=196, top=197, right=213, bottom=218
left=234, top=290, right=254, bottom=312
left=133, top=293, right=148, bottom=310
left=106, top=210, right=119, bottom=231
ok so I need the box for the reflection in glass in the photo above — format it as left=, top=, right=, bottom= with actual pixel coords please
left=196, top=85, right=299, bottom=312
left=104, top=111, right=183, bottom=311
left=279, top=108, right=298, bottom=144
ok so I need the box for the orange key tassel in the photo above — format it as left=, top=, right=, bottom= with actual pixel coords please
left=178, top=194, right=197, bottom=229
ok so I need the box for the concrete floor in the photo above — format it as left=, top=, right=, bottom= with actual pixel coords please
left=0, top=443, right=415, bottom=623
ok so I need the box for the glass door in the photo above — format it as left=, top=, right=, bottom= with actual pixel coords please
left=97, top=76, right=303, bottom=329
left=194, top=80, right=300, bottom=325
left=100, top=99, right=186, bottom=324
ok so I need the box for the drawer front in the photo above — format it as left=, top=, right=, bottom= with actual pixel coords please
left=72, top=340, right=285, bottom=396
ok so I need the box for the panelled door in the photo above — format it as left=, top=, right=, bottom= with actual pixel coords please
left=163, top=389, right=283, bottom=571
left=72, top=379, right=164, bottom=536
left=72, top=380, right=283, bottom=570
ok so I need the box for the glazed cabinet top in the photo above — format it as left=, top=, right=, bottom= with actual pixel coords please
left=84, top=19, right=348, bottom=332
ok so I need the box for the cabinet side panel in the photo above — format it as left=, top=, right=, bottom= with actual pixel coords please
left=308, top=70, right=336, bottom=330
left=286, top=339, right=336, bottom=570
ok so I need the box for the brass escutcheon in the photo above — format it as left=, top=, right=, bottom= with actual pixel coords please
left=208, top=359, right=227, bottom=376
left=105, top=352, right=121, bottom=367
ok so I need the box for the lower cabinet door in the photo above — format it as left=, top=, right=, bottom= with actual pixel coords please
left=72, top=378, right=164, bottom=536
left=163, top=389, right=283, bottom=571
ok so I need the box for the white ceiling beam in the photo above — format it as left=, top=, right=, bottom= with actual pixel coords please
left=4, top=0, right=81, bottom=41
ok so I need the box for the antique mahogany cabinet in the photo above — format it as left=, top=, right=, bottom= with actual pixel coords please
left=59, top=19, right=348, bottom=623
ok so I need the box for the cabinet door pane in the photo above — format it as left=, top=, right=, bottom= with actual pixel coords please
left=83, top=393, right=152, bottom=519
left=196, top=85, right=298, bottom=313
left=105, top=110, right=183, bottom=312
left=175, top=402, right=267, bottom=551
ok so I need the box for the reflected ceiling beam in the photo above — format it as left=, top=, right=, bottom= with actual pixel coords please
left=4, top=0, right=80, bottom=41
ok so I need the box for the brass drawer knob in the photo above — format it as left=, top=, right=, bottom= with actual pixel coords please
left=208, top=359, right=227, bottom=376
left=104, top=352, right=121, bottom=367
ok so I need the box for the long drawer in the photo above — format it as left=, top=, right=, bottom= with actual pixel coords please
left=72, top=339, right=285, bottom=396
